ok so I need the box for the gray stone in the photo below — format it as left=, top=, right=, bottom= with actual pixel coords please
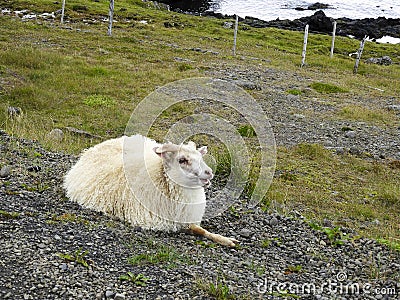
left=269, top=217, right=279, bottom=226
left=105, top=290, right=115, bottom=298
left=238, top=228, right=253, bottom=238
left=223, top=22, right=233, bottom=29
left=345, top=130, right=356, bottom=138
left=232, top=79, right=261, bottom=90
left=387, top=105, right=400, bottom=111
left=114, top=293, right=126, bottom=300
left=365, top=56, right=392, bottom=65
left=0, top=165, right=11, bottom=177
left=47, top=128, right=64, bottom=141
left=7, top=106, right=23, bottom=118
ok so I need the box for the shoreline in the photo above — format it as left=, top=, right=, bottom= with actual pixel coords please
left=203, top=10, right=400, bottom=41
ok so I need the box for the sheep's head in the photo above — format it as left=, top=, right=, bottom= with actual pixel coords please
left=153, top=141, right=214, bottom=188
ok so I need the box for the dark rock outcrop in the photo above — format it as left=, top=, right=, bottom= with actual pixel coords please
left=235, top=11, right=400, bottom=40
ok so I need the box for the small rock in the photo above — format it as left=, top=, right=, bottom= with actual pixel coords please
left=345, top=131, right=356, bottom=138
left=223, top=21, right=233, bottom=29
left=320, top=240, right=327, bottom=246
left=238, top=228, right=253, bottom=238
left=269, top=217, right=279, bottom=226
left=322, top=219, right=332, bottom=227
left=232, top=79, right=261, bottom=90
left=47, top=128, right=64, bottom=141
left=7, top=106, right=23, bottom=118
left=27, top=165, right=41, bottom=172
left=114, top=293, right=125, bottom=300
left=349, top=147, right=361, bottom=155
left=59, top=263, right=68, bottom=271
left=293, top=113, right=305, bottom=119
left=365, top=56, right=392, bottom=66
left=0, top=165, right=12, bottom=177
left=387, top=105, right=400, bottom=111
left=105, top=290, right=115, bottom=298
left=370, top=219, right=380, bottom=226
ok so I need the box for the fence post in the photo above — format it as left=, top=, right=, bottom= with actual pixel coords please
left=107, top=0, right=114, bottom=36
left=301, top=24, right=309, bottom=67
left=61, top=0, right=66, bottom=24
left=353, top=35, right=367, bottom=74
left=233, top=15, right=239, bottom=56
left=330, top=21, right=337, bottom=58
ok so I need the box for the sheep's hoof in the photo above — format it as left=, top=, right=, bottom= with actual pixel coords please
left=214, top=235, right=239, bottom=247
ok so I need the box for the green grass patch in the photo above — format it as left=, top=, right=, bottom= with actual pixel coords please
left=128, top=244, right=188, bottom=267
left=196, top=278, right=236, bottom=300
left=376, top=238, right=400, bottom=252
left=310, top=82, right=348, bottom=93
left=338, top=105, right=399, bottom=127
left=83, top=95, right=116, bottom=107
left=119, top=272, right=149, bottom=286
left=56, top=248, right=92, bottom=268
left=0, top=210, right=20, bottom=219
left=287, top=89, right=302, bottom=95
left=264, top=144, right=400, bottom=242
left=237, top=124, right=257, bottom=137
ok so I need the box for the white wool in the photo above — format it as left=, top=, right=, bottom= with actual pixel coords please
left=63, top=135, right=206, bottom=231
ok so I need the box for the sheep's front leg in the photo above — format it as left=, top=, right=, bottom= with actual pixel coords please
left=189, top=224, right=238, bottom=247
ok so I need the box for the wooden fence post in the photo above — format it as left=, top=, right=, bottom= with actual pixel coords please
left=107, top=0, right=114, bottom=36
left=301, top=24, right=309, bottom=67
left=330, top=21, right=337, bottom=58
left=61, top=0, right=66, bottom=24
left=353, top=35, right=367, bottom=74
left=233, top=15, right=239, bottom=56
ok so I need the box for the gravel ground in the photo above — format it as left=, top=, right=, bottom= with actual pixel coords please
left=206, top=64, right=400, bottom=160
left=1, top=65, right=400, bottom=299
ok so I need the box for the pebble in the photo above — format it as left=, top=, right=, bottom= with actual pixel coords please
left=47, top=128, right=64, bottom=141
left=114, top=293, right=125, bottom=300
left=105, top=290, right=115, bottom=298
left=345, top=131, right=356, bottom=138
left=269, top=216, right=279, bottom=226
left=0, top=165, right=11, bottom=177
left=238, top=228, right=253, bottom=238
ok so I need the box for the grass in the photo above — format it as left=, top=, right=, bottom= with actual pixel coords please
left=56, top=248, right=92, bottom=268
left=265, top=144, right=400, bottom=243
left=337, top=104, right=399, bottom=127
left=310, top=82, right=348, bottom=94
left=0, top=209, right=20, bottom=219
left=196, top=278, right=237, bottom=300
left=119, top=272, right=149, bottom=286
left=284, top=265, right=303, bottom=274
left=127, top=244, right=189, bottom=267
left=1, top=0, right=400, bottom=246
left=47, top=212, right=90, bottom=225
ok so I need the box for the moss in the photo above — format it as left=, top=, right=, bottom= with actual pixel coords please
left=310, top=82, right=348, bottom=93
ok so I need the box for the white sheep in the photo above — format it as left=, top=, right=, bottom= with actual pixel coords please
left=64, top=134, right=238, bottom=247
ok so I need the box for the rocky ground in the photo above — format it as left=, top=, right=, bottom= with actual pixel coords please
left=206, top=64, right=400, bottom=160
left=1, top=63, right=400, bottom=299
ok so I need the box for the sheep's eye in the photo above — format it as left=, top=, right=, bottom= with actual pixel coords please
left=178, top=157, right=188, bottom=164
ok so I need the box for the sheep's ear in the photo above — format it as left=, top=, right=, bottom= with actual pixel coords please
left=198, top=146, right=207, bottom=156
